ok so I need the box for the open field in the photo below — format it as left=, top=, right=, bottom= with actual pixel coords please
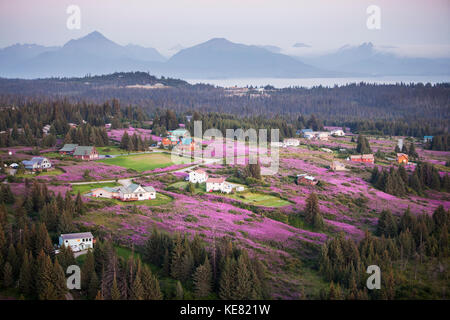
left=96, top=146, right=131, bottom=155
left=71, top=182, right=121, bottom=195
left=223, top=191, right=292, bottom=207
left=97, top=153, right=189, bottom=172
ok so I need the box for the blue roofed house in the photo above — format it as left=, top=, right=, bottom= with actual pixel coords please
left=424, top=136, right=433, bottom=143
left=22, top=157, right=52, bottom=171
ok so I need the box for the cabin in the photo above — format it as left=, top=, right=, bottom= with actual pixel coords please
left=91, top=183, right=156, bottom=201
left=424, top=136, right=433, bottom=143
left=331, top=160, right=346, bottom=171
left=73, top=146, right=99, bottom=160
left=59, top=144, right=78, bottom=155
left=22, top=157, right=52, bottom=171
left=206, top=177, right=232, bottom=194
left=189, top=169, right=208, bottom=184
left=349, top=154, right=374, bottom=164
left=297, top=174, right=318, bottom=186
left=59, top=232, right=94, bottom=252
left=396, top=153, right=409, bottom=164
left=105, top=123, right=112, bottom=129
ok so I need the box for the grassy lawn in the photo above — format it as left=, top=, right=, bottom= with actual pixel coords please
left=71, top=182, right=121, bottom=195
left=224, top=191, right=292, bottom=207
left=15, top=168, right=64, bottom=178
left=97, top=153, right=189, bottom=172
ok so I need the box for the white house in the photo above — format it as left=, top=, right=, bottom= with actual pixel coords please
left=189, top=169, right=208, bottom=184
left=331, top=160, right=347, bottom=171
left=59, top=232, right=94, bottom=252
left=91, top=183, right=156, bottom=201
left=206, top=177, right=233, bottom=194
left=22, top=157, right=52, bottom=171
left=42, top=124, right=51, bottom=135
left=283, top=138, right=300, bottom=147
left=331, top=129, right=345, bottom=137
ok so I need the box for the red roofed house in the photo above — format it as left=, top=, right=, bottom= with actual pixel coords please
left=349, top=154, right=374, bottom=164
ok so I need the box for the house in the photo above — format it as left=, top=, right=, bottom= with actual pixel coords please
left=42, top=124, right=51, bottom=135
left=270, top=141, right=283, bottom=147
left=206, top=177, right=233, bottom=194
left=189, top=169, right=208, bottom=184
left=105, top=123, right=112, bottom=129
left=22, top=157, right=52, bottom=171
left=59, top=232, right=94, bottom=252
left=59, top=144, right=78, bottom=155
left=10, top=163, right=18, bottom=169
left=349, top=154, right=374, bottom=164
left=68, top=123, right=78, bottom=129
left=162, top=136, right=179, bottom=147
left=73, top=146, right=99, bottom=160
left=321, top=148, right=333, bottom=153
left=331, top=129, right=345, bottom=137
left=283, top=138, right=300, bottom=147
left=91, top=183, right=156, bottom=201
left=424, top=136, right=433, bottom=143
left=331, top=160, right=346, bottom=171
left=316, top=132, right=330, bottom=141
left=297, top=174, right=318, bottom=186
left=396, top=153, right=409, bottom=164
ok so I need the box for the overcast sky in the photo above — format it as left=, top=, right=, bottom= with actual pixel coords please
left=1, top=0, right=449, bottom=57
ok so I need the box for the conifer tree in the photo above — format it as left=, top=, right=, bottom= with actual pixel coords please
left=175, top=281, right=184, bottom=300
left=304, top=193, right=323, bottom=228
left=193, top=256, right=212, bottom=298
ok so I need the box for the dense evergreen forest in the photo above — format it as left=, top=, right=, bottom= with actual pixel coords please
left=0, top=72, right=448, bottom=137
left=0, top=182, right=266, bottom=300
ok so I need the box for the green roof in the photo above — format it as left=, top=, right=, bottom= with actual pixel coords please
left=60, top=144, right=78, bottom=152
left=73, top=146, right=96, bottom=156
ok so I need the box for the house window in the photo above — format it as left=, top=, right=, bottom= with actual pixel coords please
left=65, top=240, right=68, bottom=243
left=139, top=194, right=143, bottom=197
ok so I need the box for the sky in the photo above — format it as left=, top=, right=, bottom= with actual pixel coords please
left=0, top=0, right=449, bottom=58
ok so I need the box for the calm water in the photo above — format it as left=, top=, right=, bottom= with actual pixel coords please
left=186, top=76, right=450, bottom=88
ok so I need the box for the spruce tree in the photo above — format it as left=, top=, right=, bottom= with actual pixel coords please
left=193, top=256, right=212, bottom=298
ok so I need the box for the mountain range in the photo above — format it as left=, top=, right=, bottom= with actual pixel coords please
left=301, top=42, right=450, bottom=76
left=0, top=31, right=448, bottom=79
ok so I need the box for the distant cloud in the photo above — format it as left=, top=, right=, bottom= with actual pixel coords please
left=293, top=43, right=311, bottom=48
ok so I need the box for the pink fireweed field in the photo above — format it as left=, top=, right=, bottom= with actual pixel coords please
left=108, top=127, right=162, bottom=142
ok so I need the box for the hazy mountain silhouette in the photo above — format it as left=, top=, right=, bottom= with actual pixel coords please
left=1, top=33, right=448, bottom=79
left=161, top=38, right=333, bottom=78
left=302, top=42, right=450, bottom=76
left=0, top=31, right=165, bottom=78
